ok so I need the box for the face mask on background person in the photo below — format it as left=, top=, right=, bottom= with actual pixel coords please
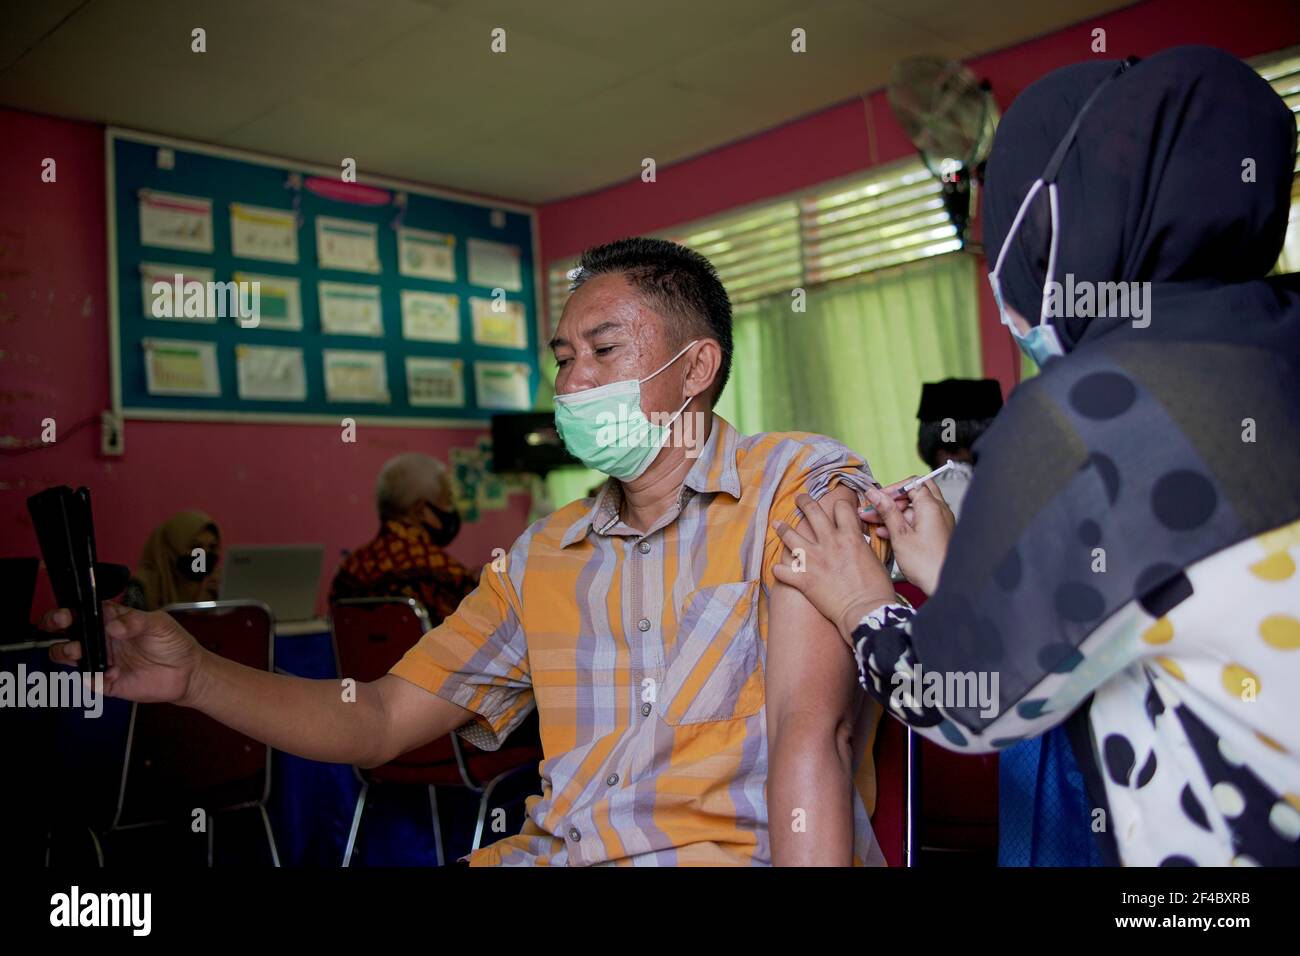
left=553, top=340, right=698, bottom=481
left=423, top=502, right=461, bottom=547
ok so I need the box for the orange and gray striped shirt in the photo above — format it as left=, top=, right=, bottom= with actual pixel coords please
left=390, top=414, right=887, bottom=865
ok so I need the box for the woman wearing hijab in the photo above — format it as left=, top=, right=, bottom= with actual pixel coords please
left=122, top=510, right=223, bottom=611
left=774, top=45, right=1300, bottom=866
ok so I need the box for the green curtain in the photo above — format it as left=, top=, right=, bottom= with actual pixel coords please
left=714, top=252, right=983, bottom=482
left=539, top=251, right=985, bottom=508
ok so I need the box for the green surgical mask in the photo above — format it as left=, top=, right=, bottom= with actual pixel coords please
left=553, top=340, right=698, bottom=481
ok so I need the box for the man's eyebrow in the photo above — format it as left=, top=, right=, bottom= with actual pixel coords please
left=548, top=321, right=625, bottom=351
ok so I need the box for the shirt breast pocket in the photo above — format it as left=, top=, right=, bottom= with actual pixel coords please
left=659, top=580, right=764, bottom=725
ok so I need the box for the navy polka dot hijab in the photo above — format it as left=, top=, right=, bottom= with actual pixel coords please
left=910, top=45, right=1300, bottom=735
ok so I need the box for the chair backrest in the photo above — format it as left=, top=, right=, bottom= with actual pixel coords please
left=0, top=556, right=39, bottom=639
left=115, top=601, right=275, bottom=828
left=330, top=597, right=463, bottom=785
left=455, top=705, right=543, bottom=789
left=331, top=597, right=430, bottom=680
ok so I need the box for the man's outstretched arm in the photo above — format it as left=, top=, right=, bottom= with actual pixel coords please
left=45, top=604, right=478, bottom=769
left=765, top=483, right=859, bottom=866
left=188, top=645, right=476, bottom=768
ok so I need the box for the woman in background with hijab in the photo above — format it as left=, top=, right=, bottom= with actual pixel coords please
left=775, top=45, right=1300, bottom=866
left=122, top=510, right=222, bottom=611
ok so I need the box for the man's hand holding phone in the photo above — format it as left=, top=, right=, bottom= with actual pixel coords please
left=44, top=604, right=207, bottom=707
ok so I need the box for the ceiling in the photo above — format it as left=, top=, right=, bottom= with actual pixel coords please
left=0, top=0, right=1131, bottom=204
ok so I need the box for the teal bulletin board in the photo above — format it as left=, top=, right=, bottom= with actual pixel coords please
left=107, top=128, right=541, bottom=426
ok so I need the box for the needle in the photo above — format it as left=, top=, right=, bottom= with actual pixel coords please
left=859, top=460, right=955, bottom=515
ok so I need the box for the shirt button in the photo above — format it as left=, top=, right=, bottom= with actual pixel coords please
left=606, top=773, right=619, bottom=787
left=641, top=702, right=652, bottom=717
left=568, top=826, right=581, bottom=842
left=637, top=540, right=651, bottom=554
left=637, top=618, right=651, bottom=632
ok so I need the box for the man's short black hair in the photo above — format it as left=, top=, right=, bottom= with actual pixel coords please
left=570, top=237, right=733, bottom=405
left=917, top=418, right=997, bottom=469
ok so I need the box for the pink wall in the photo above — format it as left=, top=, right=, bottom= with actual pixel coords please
left=4, top=0, right=1299, bottom=623
left=538, top=0, right=1300, bottom=396
left=0, top=110, right=530, bottom=621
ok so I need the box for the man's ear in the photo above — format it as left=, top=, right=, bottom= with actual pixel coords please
left=685, top=339, right=721, bottom=401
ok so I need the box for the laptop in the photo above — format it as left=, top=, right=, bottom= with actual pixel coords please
left=219, top=545, right=324, bottom=624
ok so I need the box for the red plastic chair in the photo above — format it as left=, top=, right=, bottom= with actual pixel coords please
left=330, top=597, right=542, bottom=865
left=112, top=600, right=279, bottom=865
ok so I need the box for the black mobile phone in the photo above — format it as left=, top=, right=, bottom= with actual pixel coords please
left=26, top=485, right=109, bottom=672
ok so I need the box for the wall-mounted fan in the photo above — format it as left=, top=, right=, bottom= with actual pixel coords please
left=887, top=56, right=999, bottom=247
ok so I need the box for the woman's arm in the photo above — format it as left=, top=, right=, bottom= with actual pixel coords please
left=847, top=598, right=1145, bottom=753
left=773, top=486, right=1143, bottom=754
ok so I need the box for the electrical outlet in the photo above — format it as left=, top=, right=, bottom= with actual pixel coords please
left=100, top=410, right=124, bottom=456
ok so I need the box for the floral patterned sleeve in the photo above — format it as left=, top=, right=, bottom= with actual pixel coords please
left=419, top=551, right=482, bottom=625
left=850, top=601, right=1137, bottom=753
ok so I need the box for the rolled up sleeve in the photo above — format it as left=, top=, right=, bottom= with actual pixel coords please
left=762, top=436, right=878, bottom=589
left=389, top=555, right=533, bottom=751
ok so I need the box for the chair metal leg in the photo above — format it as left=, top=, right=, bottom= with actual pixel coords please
left=258, top=804, right=281, bottom=867
left=472, top=764, right=537, bottom=851
left=44, top=825, right=109, bottom=867
left=427, top=785, right=445, bottom=867
left=111, top=703, right=138, bottom=832
left=342, top=781, right=369, bottom=867
left=905, top=728, right=919, bottom=868
left=450, top=735, right=481, bottom=792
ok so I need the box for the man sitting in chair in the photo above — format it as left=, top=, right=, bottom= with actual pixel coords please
left=46, top=238, right=887, bottom=866
left=330, top=453, right=479, bottom=628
